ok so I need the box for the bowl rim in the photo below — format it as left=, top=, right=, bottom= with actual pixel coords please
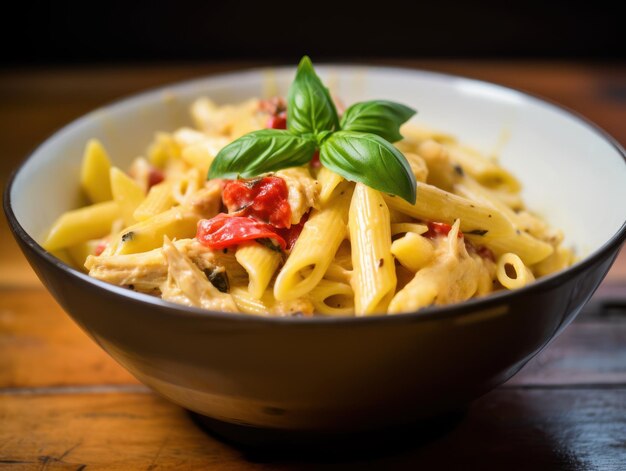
left=4, top=62, right=626, bottom=325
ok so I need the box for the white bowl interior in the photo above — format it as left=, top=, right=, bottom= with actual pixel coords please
left=10, top=65, right=626, bottom=261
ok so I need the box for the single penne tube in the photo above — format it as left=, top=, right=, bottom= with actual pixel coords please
left=274, top=181, right=352, bottom=301
left=43, top=200, right=119, bottom=252
left=80, top=139, right=113, bottom=203
left=391, top=232, right=434, bottom=272
left=133, top=181, right=175, bottom=221
left=390, top=222, right=428, bottom=236
left=109, top=206, right=199, bottom=255
left=317, top=166, right=344, bottom=204
left=309, top=279, right=355, bottom=317
left=455, top=175, right=520, bottom=220
left=384, top=182, right=511, bottom=237
left=349, top=183, right=396, bottom=315
left=448, top=144, right=521, bottom=192
left=110, top=167, right=145, bottom=226
left=455, top=175, right=555, bottom=264
left=496, top=252, right=535, bottom=290
left=235, top=243, right=282, bottom=299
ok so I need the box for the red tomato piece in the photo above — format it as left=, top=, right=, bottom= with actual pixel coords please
left=310, top=150, right=321, bottom=168
left=425, top=221, right=463, bottom=239
left=196, top=214, right=286, bottom=250
left=147, top=167, right=165, bottom=188
left=277, top=211, right=309, bottom=251
left=222, top=176, right=292, bottom=228
left=266, top=112, right=287, bottom=129
left=94, top=239, right=108, bottom=256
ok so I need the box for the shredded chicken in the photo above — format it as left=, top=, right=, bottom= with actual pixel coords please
left=85, top=238, right=246, bottom=293
left=275, top=167, right=320, bottom=224
left=160, top=237, right=238, bottom=312
left=187, top=179, right=224, bottom=218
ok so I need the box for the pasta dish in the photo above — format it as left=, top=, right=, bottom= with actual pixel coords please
left=42, top=58, right=573, bottom=317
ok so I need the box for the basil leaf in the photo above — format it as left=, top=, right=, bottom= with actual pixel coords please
left=208, top=129, right=317, bottom=179
left=320, top=131, right=417, bottom=203
left=340, top=100, right=416, bottom=143
left=287, top=56, right=339, bottom=137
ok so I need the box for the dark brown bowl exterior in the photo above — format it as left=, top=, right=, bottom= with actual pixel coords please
left=6, top=195, right=623, bottom=431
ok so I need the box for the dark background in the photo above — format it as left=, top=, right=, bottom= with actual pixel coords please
left=4, top=0, right=623, bottom=66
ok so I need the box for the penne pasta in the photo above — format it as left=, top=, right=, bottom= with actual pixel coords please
left=309, top=279, right=355, bottom=316
left=80, top=139, right=113, bottom=203
left=47, top=70, right=573, bottom=317
left=349, top=183, right=396, bottom=315
left=109, top=206, right=200, bottom=255
left=448, top=144, right=521, bottom=192
left=133, top=181, right=175, bottom=221
left=496, top=253, right=535, bottom=290
left=385, top=182, right=553, bottom=266
left=43, top=200, right=119, bottom=252
left=317, top=166, right=345, bottom=204
left=236, top=243, right=282, bottom=299
left=110, top=167, right=145, bottom=226
left=384, top=183, right=511, bottom=237
left=391, top=232, right=434, bottom=272
left=274, top=181, right=352, bottom=301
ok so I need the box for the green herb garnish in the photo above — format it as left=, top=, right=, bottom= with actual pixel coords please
left=208, top=56, right=418, bottom=203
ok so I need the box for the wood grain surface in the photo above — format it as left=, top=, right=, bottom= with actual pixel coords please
left=1, top=61, right=625, bottom=469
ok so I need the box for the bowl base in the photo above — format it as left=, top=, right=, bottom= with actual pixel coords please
left=189, top=408, right=466, bottom=459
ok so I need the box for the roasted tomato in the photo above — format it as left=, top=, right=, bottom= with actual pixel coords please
left=424, top=221, right=463, bottom=239
left=222, top=176, right=292, bottom=228
left=196, top=214, right=286, bottom=250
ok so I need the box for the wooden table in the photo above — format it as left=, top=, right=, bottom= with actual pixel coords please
left=1, top=62, right=625, bottom=470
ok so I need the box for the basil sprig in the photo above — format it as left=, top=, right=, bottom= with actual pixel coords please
left=340, top=100, right=416, bottom=143
left=287, top=56, right=339, bottom=137
left=208, top=56, right=418, bottom=203
left=321, top=131, right=416, bottom=203
left=207, top=129, right=316, bottom=179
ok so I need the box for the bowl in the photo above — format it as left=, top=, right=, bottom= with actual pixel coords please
left=5, top=65, right=626, bottom=437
